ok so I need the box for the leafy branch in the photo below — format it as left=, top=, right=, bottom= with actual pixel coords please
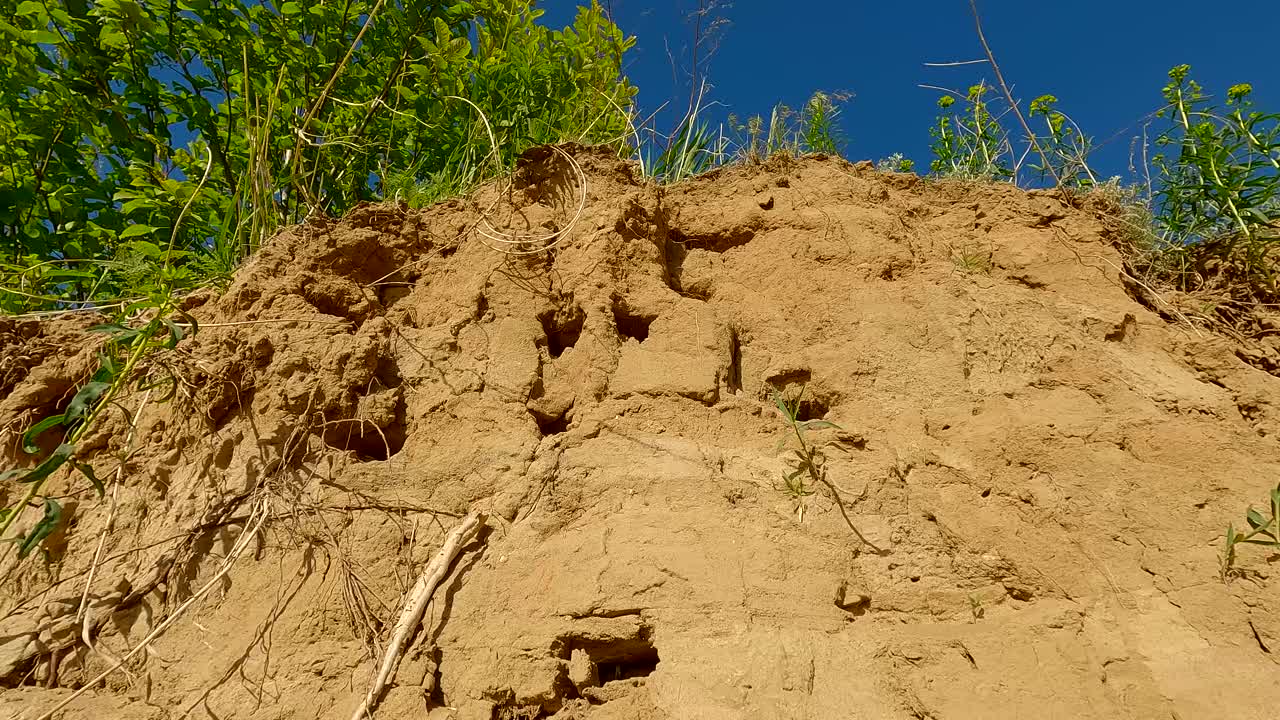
left=773, top=387, right=882, bottom=553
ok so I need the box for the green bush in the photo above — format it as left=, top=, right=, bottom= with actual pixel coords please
left=1151, top=65, right=1280, bottom=293
left=928, top=84, right=1013, bottom=182
left=0, top=0, right=635, bottom=312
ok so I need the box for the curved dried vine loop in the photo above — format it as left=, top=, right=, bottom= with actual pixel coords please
left=475, top=145, right=588, bottom=256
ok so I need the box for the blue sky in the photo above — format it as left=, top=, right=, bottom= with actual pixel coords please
left=543, top=0, right=1280, bottom=180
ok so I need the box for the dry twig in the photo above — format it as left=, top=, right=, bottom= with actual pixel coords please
left=349, top=510, right=486, bottom=720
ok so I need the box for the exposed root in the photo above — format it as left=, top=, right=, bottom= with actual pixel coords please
left=476, top=146, right=588, bottom=256
left=33, top=497, right=270, bottom=720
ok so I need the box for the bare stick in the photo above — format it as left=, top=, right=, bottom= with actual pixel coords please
left=967, top=0, right=1060, bottom=186
left=34, top=500, right=268, bottom=720
left=350, top=510, right=486, bottom=720
left=922, top=59, right=990, bottom=67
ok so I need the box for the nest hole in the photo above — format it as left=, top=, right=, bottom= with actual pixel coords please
left=539, top=304, right=585, bottom=358
left=612, top=299, right=656, bottom=343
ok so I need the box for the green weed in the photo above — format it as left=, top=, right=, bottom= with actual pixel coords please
left=1152, top=65, right=1280, bottom=295
left=772, top=386, right=881, bottom=552
left=800, top=92, right=845, bottom=156
left=1028, top=95, right=1098, bottom=188
left=968, top=594, right=985, bottom=621
left=643, top=81, right=730, bottom=184
left=928, top=84, right=1014, bottom=182
left=1221, top=482, right=1280, bottom=579
left=950, top=244, right=993, bottom=275
left=733, top=91, right=848, bottom=165
left=876, top=153, right=916, bottom=174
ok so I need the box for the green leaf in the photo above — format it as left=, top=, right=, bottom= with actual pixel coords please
left=16, top=498, right=62, bottom=559
left=280, top=1, right=301, bottom=14
left=1245, top=507, right=1266, bottom=529
left=126, top=240, right=163, bottom=257
left=119, top=224, right=158, bottom=239
left=772, top=392, right=791, bottom=420
left=18, top=444, right=74, bottom=485
left=15, top=1, right=43, bottom=16
left=120, top=198, right=153, bottom=213
left=22, top=415, right=65, bottom=454
left=176, top=309, right=199, bottom=337
left=26, top=29, right=61, bottom=45
left=99, top=28, right=128, bottom=50
left=161, top=318, right=184, bottom=349
left=66, top=381, right=111, bottom=423
left=74, top=463, right=104, bottom=497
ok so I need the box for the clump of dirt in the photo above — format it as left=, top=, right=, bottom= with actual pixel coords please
left=4, top=145, right=1280, bottom=719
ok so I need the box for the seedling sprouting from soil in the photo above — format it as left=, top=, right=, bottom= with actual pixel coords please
left=1222, top=482, right=1280, bottom=579
left=772, top=386, right=882, bottom=553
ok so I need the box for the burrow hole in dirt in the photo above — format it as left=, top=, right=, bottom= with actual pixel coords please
left=538, top=303, right=585, bottom=358
left=556, top=624, right=660, bottom=695
left=528, top=399, right=571, bottom=437
left=323, top=363, right=408, bottom=460
left=795, top=396, right=830, bottom=421
left=668, top=226, right=755, bottom=254
left=726, top=327, right=743, bottom=394
left=322, top=414, right=407, bottom=461
left=767, top=370, right=831, bottom=420
left=597, top=646, right=660, bottom=686
left=612, top=298, right=656, bottom=343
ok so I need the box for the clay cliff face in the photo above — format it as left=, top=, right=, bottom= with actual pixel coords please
left=3, top=146, right=1280, bottom=719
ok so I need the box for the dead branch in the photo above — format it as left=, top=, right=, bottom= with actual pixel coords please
left=350, top=510, right=486, bottom=720
left=968, top=0, right=1060, bottom=186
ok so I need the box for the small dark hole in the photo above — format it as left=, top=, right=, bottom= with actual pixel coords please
left=539, top=304, right=585, bottom=358
left=375, top=357, right=403, bottom=389
left=726, top=328, right=743, bottom=394
left=597, top=646, right=660, bottom=683
left=534, top=412, right=570, bottom=436
left=561, top=630, right=661, bottom=687
left=323, top=415, right=406, bottom=461
left=612, top=299, right=655, bottom=343
left=909, top=576, right=920, bottom=583
left=795, top=398, right=829, bottom=422
left=980, top=488, right=991, bottom=498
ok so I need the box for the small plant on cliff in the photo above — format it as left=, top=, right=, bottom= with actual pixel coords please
left=950, top=243, right=993, bottom=275
left=928, top=84, right=1014, bottom=182
left=1221, top=482, right=1280, bottom=579
left=1150, top=66, right=1280, bottom=295
left=1027, top=95, right=1098, bottom=189
left=772, top=386, right=881, bottom=552
left=876, top=153, right=916, bottom=174
left=733, top=91, right=849, bottom=164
